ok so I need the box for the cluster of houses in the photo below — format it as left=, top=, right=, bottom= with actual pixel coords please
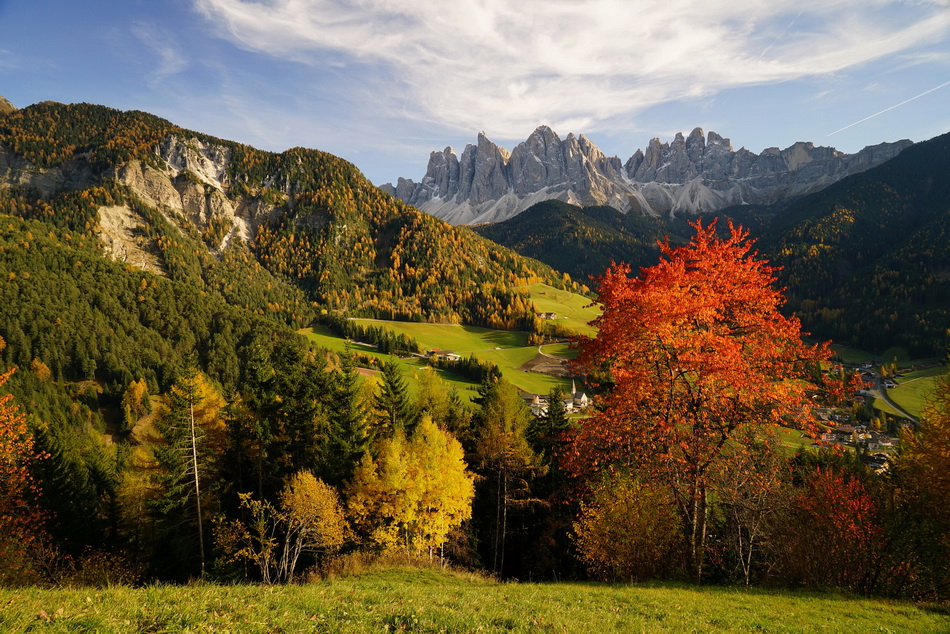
left=818, top=423, right=897, bottom=452
left=521, top=380, right=590, bottom=417
left=814, top=408, right=899, bottom=474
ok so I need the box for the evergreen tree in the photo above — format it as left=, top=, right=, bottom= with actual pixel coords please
left=325, top=349, right=371, bottom=485
left=152, top=367, right=226, bottom=577
left=374, top=358, right=412, bottom=435
left=530, top=387, right=570, bottom=460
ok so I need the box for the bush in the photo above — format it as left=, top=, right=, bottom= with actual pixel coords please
left=572, top=469, right=680, bottom=581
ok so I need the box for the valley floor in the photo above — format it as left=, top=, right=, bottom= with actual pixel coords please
left=2, top=569, right=947, bottom=633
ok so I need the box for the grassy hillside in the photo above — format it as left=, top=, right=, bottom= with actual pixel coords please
left=300, top=325, right=481, bottom=398
left=888, top=366, right=949, bottom=419
left=1, top=569, right=947, bottom=632
left=520, top=283, right=600, bottom=336
left=302, top=320, right=575, bottom=396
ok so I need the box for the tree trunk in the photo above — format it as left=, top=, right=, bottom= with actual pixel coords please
left=500, top=470, right=508, bottom=577
left=189, top=396, right=205, bottom=576
left=689, top=485, right=707, bottom=584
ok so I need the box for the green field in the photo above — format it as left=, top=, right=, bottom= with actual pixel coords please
left=301, top=284, right=596, bottom=398
left=889, top=366, right=948, bottom=419
left=520, top=283, right=600, bottom=337
left=830, top=344, right=879, bottom=365
left=355, top=320, right=574, bottom=395
left=301, top=322, right=575, bottom=398
left=830, top=344, right=933, bottom=369
left=300, top=326, right=481, bottom=400
left=2, top=568, right=946, bottom=633
left=777, top=426, right=816, bottom=453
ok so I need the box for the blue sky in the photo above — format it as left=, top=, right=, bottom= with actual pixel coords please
left=1, top=0, right=948, bottom=186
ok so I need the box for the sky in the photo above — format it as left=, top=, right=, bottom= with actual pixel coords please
left=0, top=0, right=948, bottom=186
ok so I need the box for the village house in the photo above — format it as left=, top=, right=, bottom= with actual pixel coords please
left=426, top=349, right=462, bottom=362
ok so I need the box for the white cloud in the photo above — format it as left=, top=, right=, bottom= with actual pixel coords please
left=192, top=0, right=950, bottom=137
left=131, top=22, right=188, bottom=86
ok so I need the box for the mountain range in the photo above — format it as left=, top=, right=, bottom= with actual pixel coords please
left=382, top=126, right=911, bottom=225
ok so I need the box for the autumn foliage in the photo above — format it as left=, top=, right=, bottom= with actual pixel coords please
left=0, top=368, right=47, bottom=583
left=568, top=220, right=828, bottom=580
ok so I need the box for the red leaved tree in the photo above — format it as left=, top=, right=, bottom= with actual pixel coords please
left=566, top=220, right=828, bottom=581
left=0, top=368, right=48, bottom=583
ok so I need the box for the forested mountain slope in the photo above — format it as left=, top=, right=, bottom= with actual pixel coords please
left=0, top=101, right=578, bottom=576
left=0, top=102, right=577, bottom=331
left=761, top=130, right=950, bottom=355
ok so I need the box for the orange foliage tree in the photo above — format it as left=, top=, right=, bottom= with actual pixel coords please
left=567, top=220, right=828, bottom=581
left=0, top=368, right=48, bottom=582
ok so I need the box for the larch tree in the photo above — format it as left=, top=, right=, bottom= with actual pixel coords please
left=153, top=367, right=227, bottom=577
left=568, top=220, right=827, bottom=582
left=346, top=416, right=474, bottom=557
left=406, top=415, right=475, bottom=560
left=895, top=370, right=950, bottom=593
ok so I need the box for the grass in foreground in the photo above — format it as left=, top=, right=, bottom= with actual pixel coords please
left=1, top=569, right=947, bottom=633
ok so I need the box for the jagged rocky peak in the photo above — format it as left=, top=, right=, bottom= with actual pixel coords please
left=384, top=125, right=912, bottom=225
left=0, top=96, right=16, bottom=116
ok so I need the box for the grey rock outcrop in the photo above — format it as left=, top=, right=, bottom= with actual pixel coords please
left=383, top=127, right=912, bottom=225
left=0, top=133, right=283, bottom=267
left=0, top=96, right=16, bottom=116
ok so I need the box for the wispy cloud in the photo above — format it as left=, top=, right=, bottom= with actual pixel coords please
left=131, top=22, right=188, bottom=86
left=192, top=0, right=950, bottom=137
left=0, top=48, right=19, bottom=70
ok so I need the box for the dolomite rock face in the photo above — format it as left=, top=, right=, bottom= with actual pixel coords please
left=382, top=127, right=912, bottom=225
left=0, top=132, right=283, bottom=265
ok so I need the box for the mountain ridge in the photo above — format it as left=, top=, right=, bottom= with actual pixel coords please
left=0, top=101, right=578, bottom=332
left=382, top=126, right=911, bottom=225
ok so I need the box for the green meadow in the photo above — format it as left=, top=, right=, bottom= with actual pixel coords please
left=2, top=568, right=947, bottom=633
left=520, top=282, right=600, bottom=336
left=300, top=321, right=575, bottom=398
left=888, top=366, right=948, bottom=419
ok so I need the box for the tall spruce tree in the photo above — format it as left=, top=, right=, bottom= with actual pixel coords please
left=375, top=358, right=412, bottom=435
left=326, top=349, right=371, bottom=485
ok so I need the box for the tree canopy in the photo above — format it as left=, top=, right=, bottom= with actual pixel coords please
left=568, top=220, right=828, bottom=580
